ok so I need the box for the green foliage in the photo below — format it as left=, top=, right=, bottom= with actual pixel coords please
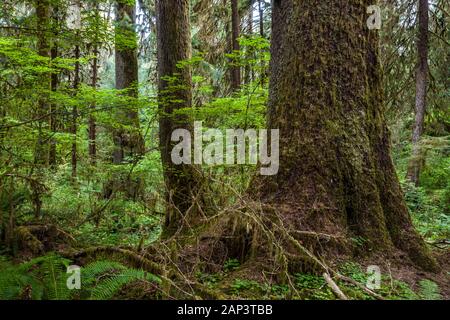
left=403, top=180, right=450, bottom=241
left=229, top=278, right=260, bottom=295
left=417, top=279, right=442, bottom=300
left=77, top=260, right=160, bottom=300
left=0, top=256, right=160, bottom=300
left=294, top=274, right=334, bottom=300
left=0, top=253, right=71, bottom=300
left=223, top=258, right=240, bottom=272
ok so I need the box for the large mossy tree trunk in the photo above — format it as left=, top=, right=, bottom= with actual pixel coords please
left=407, top=0, right=429, bottom=186
left=253, top=0, right=437, bottom=271
left=156, top=0, right=205, bottom=238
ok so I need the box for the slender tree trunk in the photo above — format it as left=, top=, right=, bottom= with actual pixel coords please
left=156, top=0, right=205, bottom=237
left=49, top=43, right=58, bottom=168
left=252, top=0, right=437, bottom=271
left=407, top=0, right=429, bottom=186
left=114, top=0, right=144, bottom=165
left=244, top=1, right=254, bottom=85
left=230, top=0, right=241, bottom=91
left=34, top=0, right=51, bottom=167
left=88, top=3, right=100, bottom=165
left=49, top=7, right=60, bottom=168
left=71, top=41, right=80, bottom=180
left=89, top=44, right=98, bottom=165
left=258, top=0, right=264, bottom=38
left=257, top=0, right=266, bottom=85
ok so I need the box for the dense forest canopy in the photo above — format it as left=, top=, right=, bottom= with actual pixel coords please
left=0, top=0, right=448, bottom=301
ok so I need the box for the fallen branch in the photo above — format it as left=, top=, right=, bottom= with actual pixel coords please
left=335, top=273, right=385, bottom=300
left=323, top=273, right=348, bottom=300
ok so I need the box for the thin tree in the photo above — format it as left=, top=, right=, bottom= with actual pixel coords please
left=230, top=0, right=241, bottom=91
left=88, top=2, right=101, bottom=165
left=34, top=0, right=51, bottom=167
left=113, top=0, right=144, bottom=165
left=49, top=7, right=59, bottom=168
left=407, top=0, right=430, bottom=186
left=258, top=0, right=264, bottom=38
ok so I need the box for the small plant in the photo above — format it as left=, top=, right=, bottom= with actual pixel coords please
left=223, top=258, right=240, bottom=272
left=418, top=279, right=442, bottom=300
left=229, top=279, right=260, bottom=295
left=0, top=253, right=71, bottom=300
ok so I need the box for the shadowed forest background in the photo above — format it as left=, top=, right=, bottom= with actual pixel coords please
left=0, top=0, right=448, bottom=300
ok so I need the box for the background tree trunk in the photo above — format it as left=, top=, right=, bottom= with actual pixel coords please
left=114, top=0, right=144, bottom=164
left=88, top=2, right=100, bottom=166
left=258, top=0, right=264, bottom=38
left=254, top=0, right=437, bottom=271
left=407, top=0, right=429, bottom=186
left=156, top=0, right=205, bottom=237
left=230, top=0, right=241, bottom=91
left=49, top=39, right=58, bottom=168
left=257, top=0, right=266, bottom=85
left=71, top=40, right=80, bottom=180
left=34, top=0, right=51, bottom=167
left=89, top=44, right=97, bottom=165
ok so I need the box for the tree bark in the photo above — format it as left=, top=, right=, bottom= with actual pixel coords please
left=114, top=0, right=144, bottom=164
left=230, top=0, right=241, bottom=91
left=89, top=44, right=98, bottom=165
left=253, top=0, right=437, bottom=271
left=34, top=0, right=51, bottom=167
left=71, top=40, right=80, bottom=180
left=49, top=37, right=58, bottom=168
left=257, top=0, right=266, bottom=85
left=407, top=0, right=429, bottom=186
left=156, top=0, right=205, bottom=237
left=244, top=1, right=254, bottom=85
left=258, top=0, right=264, bottom=38
left=88, top=2, right=100, bottom=165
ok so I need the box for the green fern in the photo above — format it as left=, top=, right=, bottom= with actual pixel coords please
left=0, top=254, right=70, bottom=300
left=418, top=279, right=442, bottom=300
left=80, top=260, right=160, bottom=300
left=90, top=268, right=159, bottom=300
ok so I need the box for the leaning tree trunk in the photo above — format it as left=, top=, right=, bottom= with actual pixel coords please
left=407, top=0, right=429, bottom=186
left=114, top=0, right=144, bottom=164
left=156, top=0, right=205, bottom=237
left=253, top=0, right=437, bottom=271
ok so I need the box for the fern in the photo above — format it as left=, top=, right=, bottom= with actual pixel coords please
left=81, top=260, right=160, bottom=300
left=0, top=256, right=160, bottom=300
left=418, top=279, right=442, bottom=300
left=0, top=254, right=70, bottom=300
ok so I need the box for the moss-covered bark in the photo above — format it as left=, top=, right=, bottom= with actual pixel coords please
left=34, top=0, right=51, bottom=167
left=114, top=0, right=144, bottom=164
left=156, top=0, right=205, bottom=237
left=253, top=0, right=437, bottom=271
